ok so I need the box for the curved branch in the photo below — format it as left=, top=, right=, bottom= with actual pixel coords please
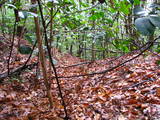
left=54, top=37, right=159, bottom=79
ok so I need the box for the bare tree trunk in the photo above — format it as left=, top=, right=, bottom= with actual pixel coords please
left=91, top=0, right=96, bottom=61
left=31, top=0, right=53, bottom=108
left=48, top=1, right=54, bottom=81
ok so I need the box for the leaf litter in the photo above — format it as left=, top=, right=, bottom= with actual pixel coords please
left=0, top=38, right=160, bottom=119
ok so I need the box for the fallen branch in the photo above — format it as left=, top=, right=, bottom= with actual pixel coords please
left=53, top=37, right=159, bottom=79
left=120, top=76, right=156, bottom=91
left=0, top=41, right=37, bottom=82
left=129, top=78, right=155, bottom=89
left=0, top=62, right=38, bottom=82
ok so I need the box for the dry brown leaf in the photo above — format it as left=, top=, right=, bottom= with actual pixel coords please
left=156, top=87, right=160, bottom=97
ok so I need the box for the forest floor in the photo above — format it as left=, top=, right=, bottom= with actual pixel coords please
left=0, top=35, right=160, bottom=120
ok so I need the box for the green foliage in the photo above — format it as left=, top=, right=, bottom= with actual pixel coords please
left=89, top=11, right=104, bottom=21
left=24, top=34, right=35, bottom=45
left=119, top=1, right=131, bottom=15
left=128, top=0, right=140, bottom=5
left=112, top=39, right=130, bottom=52
left=155, top=44, right=160, bottom=53
left=1, top=0, right=159, bottom=60
left=133, top=0, right=140, bottom=5
left=61, top=16, right=81, bottom=30
left=46, top=0, right=59, bottom=8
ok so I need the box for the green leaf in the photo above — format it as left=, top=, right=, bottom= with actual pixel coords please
left=119, top=1, right=131, bottom=15
left=89, top=12, right=104, bottom=21
left=149, top=15, right=160, bottom=28
left=80, top=2, right=89, bottom=7
left=135, top=17, right=155, bottom=36
left=46, top=0, right=58, bottom=8
left=121, top=46, right=129, bottom=52
left=62, top=17, right=81, bottom=30
left=133, top=0, right=140, bottom=5
left=112, top=39, right=130, bottom=52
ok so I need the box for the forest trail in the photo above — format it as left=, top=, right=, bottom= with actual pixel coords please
left=0, top=36, right=160, bottom=119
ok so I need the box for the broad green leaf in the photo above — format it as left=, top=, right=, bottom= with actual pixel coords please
left=149, top=15, right=160, bottom=28
left=135, top=17, right=155, bottom=36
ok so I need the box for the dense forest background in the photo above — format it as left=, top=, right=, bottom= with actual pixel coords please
left=1, top=0, right=159, bottom=60
left=0, top=0, right=160, bottom=119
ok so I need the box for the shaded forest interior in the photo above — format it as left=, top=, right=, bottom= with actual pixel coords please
left=0, top=0, right=160, bottom=119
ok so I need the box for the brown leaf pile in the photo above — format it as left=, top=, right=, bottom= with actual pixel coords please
left=0, top=37, right=160, bottom=119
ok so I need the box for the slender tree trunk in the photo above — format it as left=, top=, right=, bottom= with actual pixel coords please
left=48, top=1, right=54, bottom=80
left=91, top=0, right=96, bottom=61
left=31, top=0, right=53, bottom=108
left=37, top=0, right=68, bottom=118
left=7, top=20, right=16, bottom=75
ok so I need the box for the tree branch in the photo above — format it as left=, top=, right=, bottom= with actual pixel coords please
left=54, top=37, right=159, bottom=79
